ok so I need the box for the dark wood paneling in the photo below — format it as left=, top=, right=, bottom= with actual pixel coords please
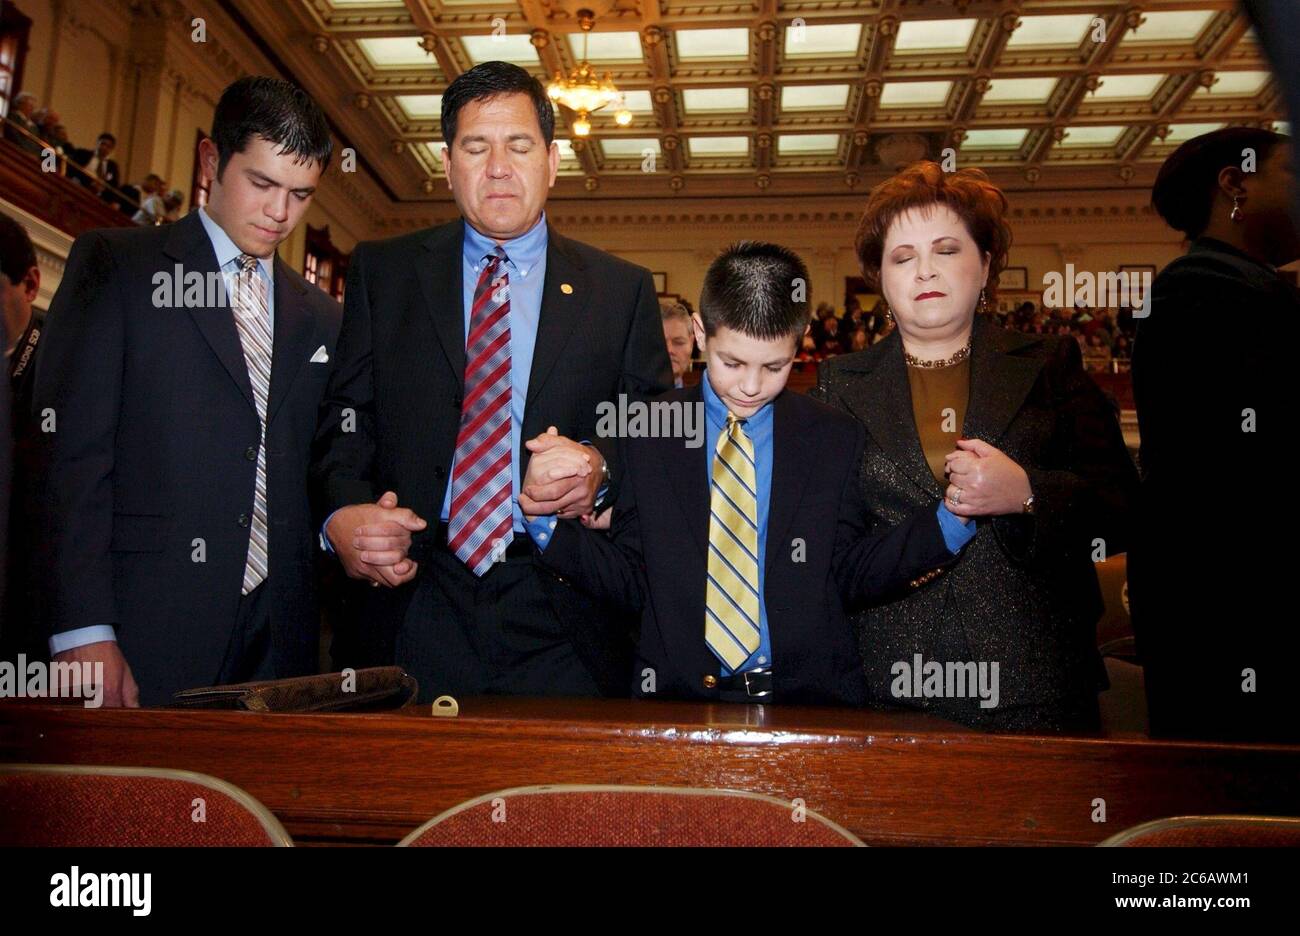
left=2, top=698, right=1295, bottom=846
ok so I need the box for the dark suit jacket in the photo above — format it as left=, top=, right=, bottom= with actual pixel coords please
left=32, top=211, right=343, bottom=704
left=310, top=218, right=672, bottom=689
left=2, top=312, right=45, bottom=659
left=813, top=317, right=1138, bottom=732
left=1130, top=238, right=1292, bottom=741
left=535, top=384, right=958, bottom=706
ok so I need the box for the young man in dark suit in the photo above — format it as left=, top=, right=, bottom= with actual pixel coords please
left=70, top=133, right=123, bottom=203
left=33, top=77, right=342, bottom=706
left=519, top=243, right=975, bottom=705
left=311, top=62, right=671, bottom=700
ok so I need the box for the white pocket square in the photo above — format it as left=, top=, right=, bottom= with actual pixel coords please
left=310, top=345, right=329, bottom=364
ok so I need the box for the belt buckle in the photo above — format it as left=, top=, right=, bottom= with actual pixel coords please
left=742, top=668, right=772, bottom=699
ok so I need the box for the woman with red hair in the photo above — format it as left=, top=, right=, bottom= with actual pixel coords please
left=812, top=161, right=1138, bottom=733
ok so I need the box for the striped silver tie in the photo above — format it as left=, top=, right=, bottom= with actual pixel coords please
left=233, top=253, right=272, bottom=594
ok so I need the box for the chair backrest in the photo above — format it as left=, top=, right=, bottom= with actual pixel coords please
left=1094, top=552, right=1132, bottom=652
left=398, top=784, right=864, bottom=846
left=0, top=764, right=292, bottom=846
left=1100, top=815, right=1300, bottom=847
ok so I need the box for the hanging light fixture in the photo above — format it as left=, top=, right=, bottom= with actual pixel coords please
left=546, top=9, right=633, bottom=137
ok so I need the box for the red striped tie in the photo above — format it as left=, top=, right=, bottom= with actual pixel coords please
left=447, top=247, right=513, bottom=576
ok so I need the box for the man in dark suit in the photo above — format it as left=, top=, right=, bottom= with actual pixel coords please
left=70, top=133, right=124, bottom=205
left=519, top=243, right=972, bottom=704
left=311, top=61, right=671, bottom=700
left=1, top=212, right=43, bottom=661
left=33, top=77, right=340, bottom=706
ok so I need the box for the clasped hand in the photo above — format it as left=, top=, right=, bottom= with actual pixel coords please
left=330, top=428, right=607, bottom=585
left=942, top=438, right=1033, bottom=518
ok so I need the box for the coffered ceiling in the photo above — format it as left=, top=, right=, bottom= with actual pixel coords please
left=227, top=0, right=1288, bottom=204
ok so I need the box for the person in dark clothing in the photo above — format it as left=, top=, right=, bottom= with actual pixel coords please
left=813, top=162, right=1139, bottom=733
left=1130, top=126, right=1296, bottom=742
left=0, top=212, right=43, bottom=661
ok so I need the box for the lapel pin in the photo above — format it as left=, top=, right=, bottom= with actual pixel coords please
left=560, top=283, right=573, bottom=295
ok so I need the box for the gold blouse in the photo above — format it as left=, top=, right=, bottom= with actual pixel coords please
left=905, top=358, right=971, bottom=490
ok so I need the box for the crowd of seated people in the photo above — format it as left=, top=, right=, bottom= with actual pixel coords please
left=3, top=90, right=178, bottom=224
left=792, top=296, right=1138, bottom=374
left=992, top=301, right=1138, bottom=372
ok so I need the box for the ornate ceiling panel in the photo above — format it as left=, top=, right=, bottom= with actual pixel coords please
left=229, top=0, right=1287, bottom=203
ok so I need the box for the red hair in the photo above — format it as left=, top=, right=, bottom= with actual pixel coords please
left=854, top=161, right=1012, bottom=304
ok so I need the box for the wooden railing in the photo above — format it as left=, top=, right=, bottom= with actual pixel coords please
left=0, top=126, right=133, bottom=237
left=1, top=698, right=1294, bottom=846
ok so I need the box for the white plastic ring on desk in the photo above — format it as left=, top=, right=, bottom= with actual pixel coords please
left=431, top=696, right=459, bottom=717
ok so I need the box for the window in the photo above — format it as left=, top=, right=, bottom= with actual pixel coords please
left=304, top=224, right=348, bottom=303
left=0, top=3, right=33, bottom=119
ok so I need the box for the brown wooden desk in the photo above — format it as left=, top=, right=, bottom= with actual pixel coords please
left=2, top=698, right=1296, bottom=846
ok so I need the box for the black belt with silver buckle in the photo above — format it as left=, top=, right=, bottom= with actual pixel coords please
left=715, top=666, right=773, bottom=698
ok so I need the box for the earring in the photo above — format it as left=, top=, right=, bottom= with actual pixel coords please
left=879, top=298, right=892, bottom=322
left=1230, top=195, right=1244, bottom=222
left=979, top=287, right=988, bottom=314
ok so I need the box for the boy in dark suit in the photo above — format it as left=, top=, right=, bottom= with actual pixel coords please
left=520, top=242, right=974, bottom=705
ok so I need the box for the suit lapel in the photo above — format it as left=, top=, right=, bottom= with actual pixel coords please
left=962, top=316, right=1046, bottom=446
left=764, top=392, right=811, bottom=573
left=837, top=330, right=942, bottom=497
left=662, top=384, right=709, bottom=562
left=655, top=386, right=717, bottom=685
left=417, top=221, right=467, bottom=384
left=526, top=227, right=590, bottom=407
left=266, top=256, right=317, bottom=428
left=166, top=213, right=255, bottom=411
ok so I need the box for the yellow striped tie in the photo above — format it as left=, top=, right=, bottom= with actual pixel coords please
left=706, top=412, right=761, bottom=671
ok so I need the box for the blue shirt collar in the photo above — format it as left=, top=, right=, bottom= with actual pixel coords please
left=197, top=207, right=275, bottom=282
left=701, top=366, right=776, bottom=433
left=463, top=211, right=548, bottom=280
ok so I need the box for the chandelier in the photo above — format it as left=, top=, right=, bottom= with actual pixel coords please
left=546, top=9, right=632, bottom=137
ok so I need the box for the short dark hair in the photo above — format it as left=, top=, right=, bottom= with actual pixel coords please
left=1152, top=126, right=1288, bottom=238
left=699, top=241, right=811, bottom=340
left=441, top=61, right=554, bottom=148
left=97, top=132, right=116, bottom=145
left=0, top=212, right=37, bottom=286
left=211, top=76, right=333, bottom=179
